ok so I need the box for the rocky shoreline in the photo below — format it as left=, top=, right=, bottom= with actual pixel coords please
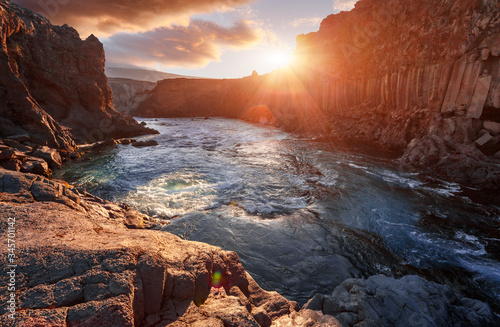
left=1, top=167, right=498, bottom=326
left=1, top=0, right=500, bottom=325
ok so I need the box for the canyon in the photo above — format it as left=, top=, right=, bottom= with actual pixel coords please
left=1, top=0, right=500, bottom=326
left=131, top=0, right=500, bottom=189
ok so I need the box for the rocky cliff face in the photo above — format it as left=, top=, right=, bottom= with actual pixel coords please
left=291, top=0, right=500, bottom=189
left=108, top=78, right=156, bottom=115
left=135, top=0, right=500, bottom=189
left=0, top=0, right=156, bottom=148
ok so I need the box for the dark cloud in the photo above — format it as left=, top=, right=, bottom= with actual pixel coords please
left=104, top=19, right=260, bottom=68
left=13, top=0, right=254, bottom=36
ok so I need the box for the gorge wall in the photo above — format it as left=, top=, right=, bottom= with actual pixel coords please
left=134, top=0, right=500, bottom=189
left=0, top=0, right=155, bottom=150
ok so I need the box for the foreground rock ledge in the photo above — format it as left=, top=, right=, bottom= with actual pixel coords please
left=0, top=169, right=339, bottom=327
left=0, top=169, right=497, bottom=326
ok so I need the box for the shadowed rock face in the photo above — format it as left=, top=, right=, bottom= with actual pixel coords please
left=108, top=78, right=157, bottom=115
left=0, top=0, right=157, bottom=148
left=134, top=0, right=500, bottom=189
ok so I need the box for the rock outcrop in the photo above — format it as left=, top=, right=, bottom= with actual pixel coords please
left=0, top=0, right=157, bottom=148
left=1, top=168, right=497, bottom=326
left=0, top=168, right=343, bottom=326
left=134, top=0, right=500, bottom=189
left=304, top=275, right=498, bottom=327
left=108, top=78, right=156, bottom=114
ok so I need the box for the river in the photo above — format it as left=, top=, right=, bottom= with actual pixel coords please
left=57, top=117, right=500, bottom=312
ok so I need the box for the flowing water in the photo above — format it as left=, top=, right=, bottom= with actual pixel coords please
left=57, top=117, right=500, bottom=312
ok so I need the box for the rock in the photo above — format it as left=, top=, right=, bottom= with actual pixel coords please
left=0, top=1, right=157, bottom=150
left=305, top=275, right=497, bottom=327
left=0, top=149, right=16, bottom=161
left=0, top=170, right=303, bottom=326
left=0, top=169, right=36, bottom=193
left=32, top=146, right=63, bottom=169
left=468, top=74, right=493, bottom=119
left=484, top=121, right=500, bottom=135
left=475, top=132, right=494, bottom=146
left=30, top=181, right=62, bottom=202
left=1, top=159, right=23, bottom=172
left=6, top=134, right=31, bottom=143
left=132, top=140, right=159, bottom=147
left=21, top=157, right=51, bottom=176
left=92, top=139, right=119, bottom=151
left=120, top=139, right=134, bottom=145
left=3, top=139, right=32, bottom=153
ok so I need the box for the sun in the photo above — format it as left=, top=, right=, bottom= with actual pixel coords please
left=269, top=51, right=292, bottom=67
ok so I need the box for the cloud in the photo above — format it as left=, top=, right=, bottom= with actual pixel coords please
left=290, top=17, right=323, bottom=28
left=332, top=0, right=359, bottom=12
left=103, top=19, right=260, bottom=68
left=13, top=0, right=254, bottom=36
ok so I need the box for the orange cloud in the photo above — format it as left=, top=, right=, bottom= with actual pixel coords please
left=13, top=0, right=255, bottom=36
left=104, top=20, right=260, bottom=68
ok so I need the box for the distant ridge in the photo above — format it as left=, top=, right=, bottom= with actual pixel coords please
left=105, top=67, right=202, bottom=83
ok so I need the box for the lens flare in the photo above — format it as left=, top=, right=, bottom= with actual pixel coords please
left=212, top=271, right=223, bottom=288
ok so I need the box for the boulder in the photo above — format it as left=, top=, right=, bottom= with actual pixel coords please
left=1, top=159, right=23, bottom=172
left=304, top=275, right=497, bottom=327
left=0, top=149, right=15, bottom=161
left=132, top=140, right=159, bottom=147
left=3, top=139, right=32, bottom=152
left=484, top=121, right=500, bottom=135
left=32, top=146, right=62, bottom=169
left=92, top=139, right=119, bottom=151
left=22, top=157, right=51, bottom=176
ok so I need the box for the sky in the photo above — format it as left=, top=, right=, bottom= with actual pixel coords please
left=13, top=0, right=359, bottom=78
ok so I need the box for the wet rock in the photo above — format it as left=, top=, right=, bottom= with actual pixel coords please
left=120, top=139, right=135, bottom=145
left=92, top=139, right=119, bottom=151
left=132, top=140, right=159, bottom=147
left=304, top=275, right=498, bottom=327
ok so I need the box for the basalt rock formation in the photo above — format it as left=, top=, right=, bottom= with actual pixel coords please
left=0, top=0, right=156, bottom=149
left=135, top=0, right=500, bottom=189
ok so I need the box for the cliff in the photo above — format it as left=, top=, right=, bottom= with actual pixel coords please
left=108, top=78, right=156, bottom=115
left=0, top=0, right=156, bottom=149
left=135, top=0, right=500, bottom=189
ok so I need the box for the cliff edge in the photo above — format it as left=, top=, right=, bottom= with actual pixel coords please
left=0, top=0, right=156, bottom=149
